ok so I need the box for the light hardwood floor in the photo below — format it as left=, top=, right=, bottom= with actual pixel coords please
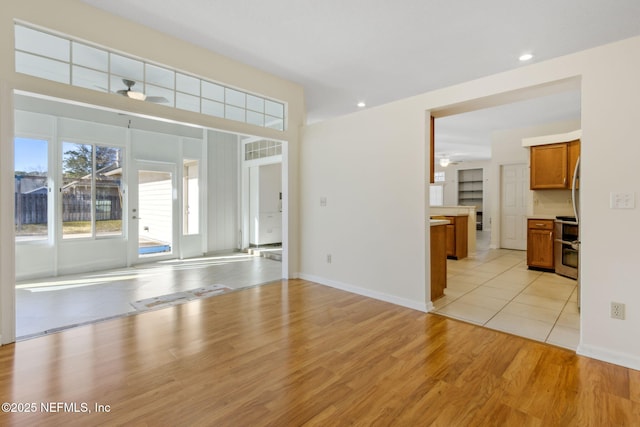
left=0, top=279, right=638, bottom=426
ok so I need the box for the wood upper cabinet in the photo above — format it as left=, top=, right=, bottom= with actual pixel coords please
left=527, top=219, right=554, bottom=270
left=530, top=139, right=580, bottom=190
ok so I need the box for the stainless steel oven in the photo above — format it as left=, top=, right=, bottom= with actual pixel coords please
left=554, top=216, right=579, bottom=279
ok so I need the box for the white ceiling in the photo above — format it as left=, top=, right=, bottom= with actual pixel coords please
left=78, top=0, right=640, bottom=160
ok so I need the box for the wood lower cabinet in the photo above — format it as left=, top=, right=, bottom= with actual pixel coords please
left=444, top=215, right=468, bottom=260
left=527, top=219, right=554, bottom=270
left=430, top=223, right=447, bottom=301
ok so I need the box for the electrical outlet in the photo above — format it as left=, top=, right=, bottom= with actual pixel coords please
left=611, top=302, right=625, bottom=320
left=326, top=254, right=332, bottom=264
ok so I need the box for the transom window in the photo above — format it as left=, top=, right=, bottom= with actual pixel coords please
left=14, top=23, right=286, bottom=131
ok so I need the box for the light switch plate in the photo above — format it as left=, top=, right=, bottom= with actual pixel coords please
left=610, top=192, right=635, bottom=209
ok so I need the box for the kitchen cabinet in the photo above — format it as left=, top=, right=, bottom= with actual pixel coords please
left=530, top=139, right=580, bottom=190
left=444, top=215, right=468, bottom=260
left=430, top=222, right=447, bottom=301
left=527, top=219, right=554, bottom=270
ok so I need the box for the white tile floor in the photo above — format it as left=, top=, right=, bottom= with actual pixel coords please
left=16, top=252, right=283, bottom=339
left=433, top=241, right=580, bottom=350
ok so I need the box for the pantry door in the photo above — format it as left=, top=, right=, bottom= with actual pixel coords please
left=501, top=164, right=528, bottom=250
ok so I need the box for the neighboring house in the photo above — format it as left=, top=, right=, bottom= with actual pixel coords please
left=0, top=0, right=639, bottom=374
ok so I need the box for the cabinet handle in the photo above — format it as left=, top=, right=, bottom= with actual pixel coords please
left=536, top=223, right=545, bottom=227
left=564, top=177, right=567, bottom=185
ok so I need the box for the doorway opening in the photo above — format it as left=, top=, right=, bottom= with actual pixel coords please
left=13, top=93, right=288, bottom=340
left=429, top=79, right=582, bottom=350
left=137, top=166, right=175, bottom=258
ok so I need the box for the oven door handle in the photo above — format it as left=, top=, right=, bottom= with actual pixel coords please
left=555, top=238, right=580, bottom=249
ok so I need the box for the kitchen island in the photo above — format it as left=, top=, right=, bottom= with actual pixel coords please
left=430, top=206, right=476, bottom=256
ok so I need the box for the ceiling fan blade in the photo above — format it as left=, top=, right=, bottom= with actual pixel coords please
left=145, top=96, right=169, bottom=104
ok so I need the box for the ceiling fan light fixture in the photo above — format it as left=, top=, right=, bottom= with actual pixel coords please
left=127, top=91, right=146, bottom=101
left=519, top=53, right=534, bottom=62
left=439, top=158, right=451, bottom=167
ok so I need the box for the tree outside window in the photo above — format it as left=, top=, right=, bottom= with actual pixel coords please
left=62, top=143, right=123, bottom=238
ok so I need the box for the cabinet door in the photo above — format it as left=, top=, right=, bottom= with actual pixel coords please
left=530, top=143, right=568, bottom=189
left=445, top=224, right=455, bottom=257
left=527, top=228, right=554, bottom=269
left=567, top=139, right=580, bottom=189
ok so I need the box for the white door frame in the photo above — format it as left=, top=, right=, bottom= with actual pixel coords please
left=129, top=160, right=178, bottom=265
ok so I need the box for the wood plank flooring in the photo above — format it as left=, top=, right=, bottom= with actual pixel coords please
left=0, top=279, right=638, bottom=426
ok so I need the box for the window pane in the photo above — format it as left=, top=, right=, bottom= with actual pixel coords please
left=72, top=66, right=108, bottom=92
left=183, top=159, right=199, bottom=235
left=202, top=98, right=224, bottom=118
left=110, top=53, right=144, bottom=81
left=176, top=73, right=200, bottom=96
left=176, top=92, right=200, bottom=113
left=225, top=88, right=245, bottom=107
left=430, top=185, right=444, bottom=206
left=202, top=81, right=224, bottom=101
left=62, top=142, right=93, bottom=239
left=15, top=25, right=70, bottom=62
left=95, top=146, right=123, bottom=237
left=247, top=95, right=264, bottom=112
left=265, top=116, right=284, bottom=131
left=15, top=51, right=70, bottom=84
left=265, top=100, right=284, bottom=118
left=225, top=105, right=245, bottom=122
left=72, top=42, right=108, bottom=71
left=15, top=138, right=49, bottom=242
left=246, top=110, right=264, bottom=127
left=146, top=64, right=174, bottom=89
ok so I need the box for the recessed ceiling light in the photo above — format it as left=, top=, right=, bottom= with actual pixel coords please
left=357, top=101, right=366, bottom=108
left=519, top=53, right=534, bottom=62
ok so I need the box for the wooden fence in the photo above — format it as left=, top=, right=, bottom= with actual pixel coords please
left=14, top=193, right=122, bottom=224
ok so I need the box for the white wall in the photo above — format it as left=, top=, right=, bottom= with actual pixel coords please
left=300, top=100, right=429, bottom=311
left=301, top=36, right=640, bottom=370
left=207, top=130, right=239, bottom=252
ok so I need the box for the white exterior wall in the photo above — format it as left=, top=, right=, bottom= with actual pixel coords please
left=301, top=36, right=640, bottom=370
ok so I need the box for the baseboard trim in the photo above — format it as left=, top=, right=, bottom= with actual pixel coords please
left=298, top=273, right=429, bottom=313
left=577, top=343, right=640, bottom=371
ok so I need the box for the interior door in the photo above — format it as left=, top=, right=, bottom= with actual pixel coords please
left=130, top=161, right=177, bottom=263
left=501, top=164, right=528, bottom=250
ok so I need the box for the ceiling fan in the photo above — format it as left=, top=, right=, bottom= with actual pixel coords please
left=437, top=155, right=461, bottom=167
left=117, top=79, right=168, bottom=103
